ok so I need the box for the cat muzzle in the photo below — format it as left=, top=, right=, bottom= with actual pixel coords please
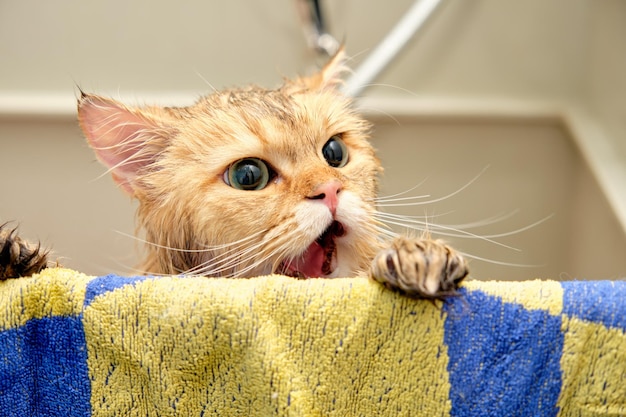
left=278, top=220, right=346, bottom=278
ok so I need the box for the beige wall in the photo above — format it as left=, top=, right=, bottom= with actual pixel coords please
left=2, top=1, right=623, bottom=144
left=587, top=1, right=626, bottom=157
left=0, top=0, right=603, bottom=99
left=1, top=0, right=625, bottom=279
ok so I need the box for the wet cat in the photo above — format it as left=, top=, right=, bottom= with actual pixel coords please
left=0, top=51, right=467, bottom=299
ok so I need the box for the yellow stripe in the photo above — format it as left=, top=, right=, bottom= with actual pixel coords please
left=463, top=279, right=563, bottom=316
left=83, top=275, right=452, bottom=416
left=0, top=267, right=91, bottom=330
left=557, top=316, right=626, bottom=416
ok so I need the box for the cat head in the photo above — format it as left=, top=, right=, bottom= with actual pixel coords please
left=78, top=51, right=383, bottom=277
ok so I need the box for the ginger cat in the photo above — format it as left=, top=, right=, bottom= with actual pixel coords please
left=0, top=51, right=467, bottom=299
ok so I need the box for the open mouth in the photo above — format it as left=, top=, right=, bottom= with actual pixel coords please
left=278, top=221, right=346, bottom=278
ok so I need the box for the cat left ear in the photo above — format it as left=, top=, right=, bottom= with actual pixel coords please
left=304, top=47, right=349, bottom=92
left=77, top=93, right=174, bottom=196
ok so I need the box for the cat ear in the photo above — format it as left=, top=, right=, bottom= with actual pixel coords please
left=77, top=93, right=172, bottom=196
left=303, top=47, right=349, bottom=91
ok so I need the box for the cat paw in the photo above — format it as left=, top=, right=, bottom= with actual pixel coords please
left=370, top=236, right=468, bottom=299
left=0, top=224, right=51, bottom=279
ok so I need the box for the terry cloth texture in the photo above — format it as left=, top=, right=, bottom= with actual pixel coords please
left=0, top=268, right=625, bottom=416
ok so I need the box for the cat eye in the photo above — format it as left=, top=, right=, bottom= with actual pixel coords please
left=225, top=158, right=270, bottom=191
left=322, top=135, right=348, bottom=168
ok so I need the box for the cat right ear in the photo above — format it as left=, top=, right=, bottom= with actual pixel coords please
left=300, top=47, right=349, bottom=92
left=77, top=93, right=172, bottom=196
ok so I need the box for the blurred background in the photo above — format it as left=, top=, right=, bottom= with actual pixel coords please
left=1, top=0, right=625, bottom=280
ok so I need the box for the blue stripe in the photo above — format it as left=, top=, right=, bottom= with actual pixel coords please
left=84, top=274, right=150, bottom=307
left=0, top=316, right=91, bottom=417
left=561, top=281, right=626, bottom=331
left=444, top=289, right=563, bottom=417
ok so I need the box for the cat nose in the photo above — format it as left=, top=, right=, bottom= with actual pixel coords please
left=307, top=180, right=342, bottom=216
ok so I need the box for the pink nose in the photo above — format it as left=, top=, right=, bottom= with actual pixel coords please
left=308, top=180, right=342, bottom=215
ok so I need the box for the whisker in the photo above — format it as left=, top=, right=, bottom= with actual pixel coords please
left=184, top=238, right=268, bottom=276
left=459, top=251, right=544, bottom=268
left=198, top=241, right=291, bottom=278
left=376, top=166, right=490, bottom=208
left=114, top=228, right=275, bottom=278
left=193, top=68, right=219, bottom=93
left=451, top=214, right=555, bottom=239
left=374, top=194, right=432, bottom=204
left=357, top=106, right=402, bottom=126
left=377, top=210, right=455, bottom=221
left=114, top=229, right=264, bottom=253
left=187, top=227, right=297, bottom=277
left=195, top=231, right=267, bottom=252
left=353, top=83, right=421, bottom=98
left=374, top=211, right=496, bottom=232
left=185, top=244, right=261, bottom=275
left=127, top=266, right=173, bottom=277
left=241, top=245, right=293, bottom=277
left=373, top=212, right=521, bottom=252
left=437, top=210, right=521, bottom=230
left=373, top=178, right=429, bottom=202
left=374, top=225, right=397, bottom=239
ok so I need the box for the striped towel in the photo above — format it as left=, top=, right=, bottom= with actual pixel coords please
left=0, top=267, right=625, bottom=416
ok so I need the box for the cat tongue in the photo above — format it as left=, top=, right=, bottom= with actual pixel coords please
left=283, top=221, right=343, bottom=278
left=285, top=241, right=328, bottom=278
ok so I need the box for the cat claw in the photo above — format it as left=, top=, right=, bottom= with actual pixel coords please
left=370, top=236, right=468, bottom=300
left=0, top=224, right=51, bottom=279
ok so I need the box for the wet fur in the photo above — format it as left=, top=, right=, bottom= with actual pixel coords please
left=1, top=51, right=468, bottom=298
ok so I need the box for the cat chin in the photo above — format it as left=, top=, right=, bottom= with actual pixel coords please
left=276, top=220, right=345, bottom=278
left=275, top=224, right=363, bottom=279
